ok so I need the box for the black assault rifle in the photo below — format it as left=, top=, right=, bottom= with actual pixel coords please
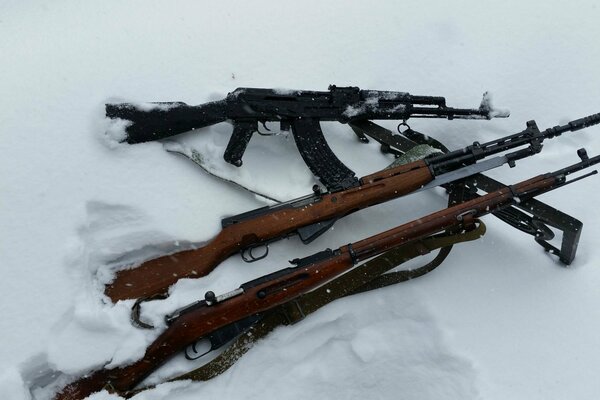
left=106, top=86, right=509, bottom=190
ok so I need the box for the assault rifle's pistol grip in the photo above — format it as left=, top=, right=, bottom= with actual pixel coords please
left=224, top=121, right=256, bottom=167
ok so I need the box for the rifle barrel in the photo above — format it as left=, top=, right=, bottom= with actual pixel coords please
left=544, top=113, right=600, bottom=137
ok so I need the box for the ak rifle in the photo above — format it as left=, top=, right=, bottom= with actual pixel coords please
left=55, top=151, right=600, bottom=400
left=106, top=86, right=508, bottom=190
left=105, top=114, right=600, bottom=302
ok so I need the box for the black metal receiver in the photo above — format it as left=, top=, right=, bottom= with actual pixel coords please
left=106, top=86, right=508, bottom=191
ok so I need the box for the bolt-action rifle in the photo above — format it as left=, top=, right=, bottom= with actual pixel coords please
left=104, top=114, right=600, bottom=302
left=54, top=150, right=600, bottom=400
left=106, top=86, right=508, bottom=190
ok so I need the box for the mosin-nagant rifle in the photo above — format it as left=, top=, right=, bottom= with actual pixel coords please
left=104, top=114, right=600, bottom=302
left=55, top=150, right=600, bottom=400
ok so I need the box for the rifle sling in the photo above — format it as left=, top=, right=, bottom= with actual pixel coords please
left=123, top=222, right=485, bottom=397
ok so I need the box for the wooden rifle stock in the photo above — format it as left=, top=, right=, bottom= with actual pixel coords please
left=57, top=168, right=576, bottom=399
left=58, top=254, right=355, bottom=399
left=105, top=160, right=433, bottom=302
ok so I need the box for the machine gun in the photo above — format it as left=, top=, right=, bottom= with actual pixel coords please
left=104, top=113, right=600, bottom=302
left=53, top=150, right=600, bottom=400
left=106, top=86, right=508, bottom=190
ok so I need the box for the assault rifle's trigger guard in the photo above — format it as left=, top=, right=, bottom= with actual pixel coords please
left=241, top=243, right=269, bottom=263
left=257, top=120, right=274, bottom=136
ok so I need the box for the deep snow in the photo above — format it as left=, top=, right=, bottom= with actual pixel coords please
left=1, top=2, right=600, bottom=399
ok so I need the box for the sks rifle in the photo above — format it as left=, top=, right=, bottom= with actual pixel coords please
left=106, top=85, right=508, bottom=191
left=55, top=150, right=600, bottom=400
left=104, top=113, right=600, bottom=302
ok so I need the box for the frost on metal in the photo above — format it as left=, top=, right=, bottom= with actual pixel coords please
left=480, top=92, right=510, bottom=118
left=132, top=102, right=184, bottom=112
left=343, top=92, right=408, bottom=119
left=273, top=88, right=301, bottom=95
left=103, top=117, right=131, bottom=147
left=343, top=97, right=379, bottom=118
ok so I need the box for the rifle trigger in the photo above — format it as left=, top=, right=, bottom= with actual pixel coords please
left=241, top=243, right=269, bottom=263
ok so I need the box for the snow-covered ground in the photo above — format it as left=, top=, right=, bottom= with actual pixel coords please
left=1, top=2, right=600, bottom=399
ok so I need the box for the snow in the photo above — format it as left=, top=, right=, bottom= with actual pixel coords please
left=480, top=92, right=511, bottom=119
left=2, top=1, right=600, bottom=400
